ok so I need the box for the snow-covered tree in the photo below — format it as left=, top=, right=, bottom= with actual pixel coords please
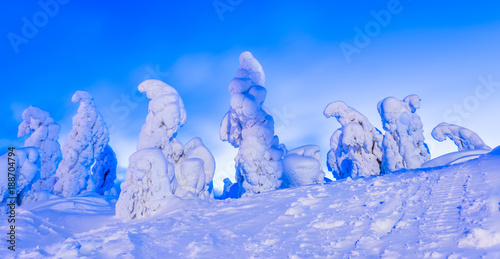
left=220, top=51, right=284, bottom=196
left=115, top=148, right=176, bottom=220
left=0, top=148, right=41, bottom=209
left=137, top=79, right=187, bottom=162
left=136, top=79, right=215, bottom=198
left=17, top=106, right=61, bottom=192
left=432, top=122, right=491, bottom=151
left=281, top=145, right=325, bottom=187
left=53, top=91, right=111, bottom=197
left=324, top=101, right=383, bottom=179
left=377, top=95, right=430, bottom=172
left=92, top=145, right=117, bottom=195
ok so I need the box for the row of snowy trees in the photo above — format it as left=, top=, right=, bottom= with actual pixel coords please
left=323, top=96, right=491, bottom=180
left=216, top=51, right=491, bottom=198
left=1, top=91, right=117, bottom=210
left=2, top=50, right=492, bottom=219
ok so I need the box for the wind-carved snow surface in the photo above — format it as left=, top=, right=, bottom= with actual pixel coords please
left=0, top=147, right=40, bottom=210
left=377, top=95, right=430, bottom=173
left=5, top=147, right=500, bottom=258
left=324, top=101, right=383, bottom=179
left=220, top=51, right=284, bottom=196
left=432, top=122, right=491, bottom=151
left=53, top=91, right=114, bottom=197
left=17, top=106, right=61, bottom=193
left=117, top=80, right=215, bottom=219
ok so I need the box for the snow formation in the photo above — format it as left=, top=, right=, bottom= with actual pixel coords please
left=377, top=95, right=430, bottom=172
left=137, top=79, right=187, bottom=162
left=135, top=79, right=215, bottom=199
left=281, top=145, right=325, bottom=187
left=220, top=51, right=284, bottom=196
left=172, top=137, right=215, bottom=198
left=0, top=147, right=41, bottom=208
left=17, top=106, right=61, bottom=192
left=6, top=147, right=500, bottom=258
left=115, top=148, right=176, bottom=220
left=53, top=91, right=111, bottom=197
left=432, top=122, right=491, bottom=151
left=324, top=101, right=383, bottom=179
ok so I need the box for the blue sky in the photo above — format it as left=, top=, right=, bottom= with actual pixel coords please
left=2, top=0, right=500, bottom=192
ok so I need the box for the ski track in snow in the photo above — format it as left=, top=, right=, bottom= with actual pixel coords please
left=2, top=153, right=500, bottom=258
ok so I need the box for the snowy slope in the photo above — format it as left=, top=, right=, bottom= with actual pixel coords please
left=2, top=149, right=500, bottom=258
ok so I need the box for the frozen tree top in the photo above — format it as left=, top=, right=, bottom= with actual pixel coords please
left=403, top=94, right=420, bottom=113
left=72, top=90, right=94, bottom=104
left=432, top=122, right=491, bottom=151
left=324, top=101, right=371, bottom=126
left=235, top=51, right=265, bottom=86
left=18, top=106, right=50, bottom=138
left=138, top=79, right=187, bottom=128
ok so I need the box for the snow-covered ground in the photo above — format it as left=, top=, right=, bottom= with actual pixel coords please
left=2, top=149, right=500, bottom=258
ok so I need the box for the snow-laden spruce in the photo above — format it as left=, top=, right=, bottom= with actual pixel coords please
left=220, top=51, right=284, bottom=196
left=0, top=148, right=40, bottom=209
left=324, top=101, right=383, bottom=179
left=377, top=95, right=430, bottom=172
left=135, top=79, right=215, bottom=198
left=53, top=91, right=114, bottom=197
left=281, top=145, right=325, bottom=187
left=116, top=148, right=176, bottom=220
left=432, top=122, right=491, bottom=151
left=17, top=106, right=61, bottom=192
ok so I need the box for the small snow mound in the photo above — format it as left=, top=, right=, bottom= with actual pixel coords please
left=422, top=149, right=491, bottom=168
left=458, top=228, right=500, bottom=248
